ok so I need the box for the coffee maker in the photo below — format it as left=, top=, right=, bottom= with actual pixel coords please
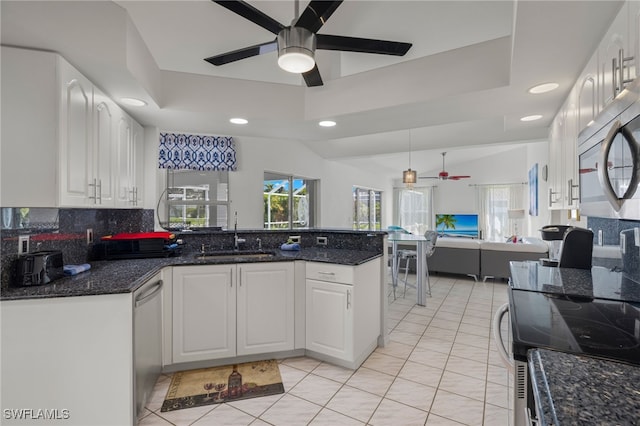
left=540, top=225, right=594, bottom=269
left=539, top=225, right=572, bottom=267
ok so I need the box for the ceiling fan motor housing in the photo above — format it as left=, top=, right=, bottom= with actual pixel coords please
left=277, top=27, right=316, bottom=73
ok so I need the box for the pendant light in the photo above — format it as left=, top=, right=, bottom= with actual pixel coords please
left=402, top=130, right=417, bottom=188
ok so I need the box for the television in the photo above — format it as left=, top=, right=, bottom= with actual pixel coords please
left=435, top=214, right=480, bottom=238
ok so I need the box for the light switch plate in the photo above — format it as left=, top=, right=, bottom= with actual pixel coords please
left=288, top=235, right=301, bottom=244
left=635, top=228, right=640, bottom=247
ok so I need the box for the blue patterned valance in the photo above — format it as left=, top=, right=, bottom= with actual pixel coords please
left=158, top=133, right=237, bottom=171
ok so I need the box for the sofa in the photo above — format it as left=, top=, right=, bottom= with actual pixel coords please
left=478, top=237, right=549, bottom=280
left=393, top=236, right=548, bottom=281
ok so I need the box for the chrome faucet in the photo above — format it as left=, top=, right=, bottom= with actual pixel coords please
left=234, top=211, right=245, bottom=250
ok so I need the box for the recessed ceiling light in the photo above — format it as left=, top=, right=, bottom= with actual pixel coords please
left=230, top=118, right=248, bottom=125
left=319, top=120, right=336, bottom=127
left=520, top=114, right=543, bottom=122
left=120, top=97, right=147, bottom=107
left=528, top=83, right=559, bottom=94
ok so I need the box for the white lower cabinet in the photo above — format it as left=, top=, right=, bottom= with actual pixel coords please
left=237, top=263, right=295, bottom=355
left=172, top=265, right=236, bottom=363
left=305, top=259, right=381, bottom=369
left=172, top=262, right=294, bottom=364
left=306, top=278, right=354, bottom=360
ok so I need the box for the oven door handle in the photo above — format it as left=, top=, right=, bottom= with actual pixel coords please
left=492, top=302, right=514, bottom=373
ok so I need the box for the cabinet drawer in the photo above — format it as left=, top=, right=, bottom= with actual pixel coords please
left=305, top=262, right=354, bottom=284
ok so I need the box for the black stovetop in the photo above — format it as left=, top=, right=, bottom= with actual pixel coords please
left=508, top=262, right=640, bottom=365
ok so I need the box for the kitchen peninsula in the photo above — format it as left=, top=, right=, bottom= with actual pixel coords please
left=0, top=229, right=387, bottom=426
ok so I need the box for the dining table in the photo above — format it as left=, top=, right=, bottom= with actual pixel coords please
left=388, top=232, right=429, bottom=306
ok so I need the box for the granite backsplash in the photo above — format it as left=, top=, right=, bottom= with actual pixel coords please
left=1, top=208, right=154, bottom=289
left=1, top=207, right=386, bottom=290
left=586, top=216, right=640, bottom=245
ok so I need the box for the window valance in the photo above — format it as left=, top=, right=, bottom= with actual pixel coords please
left=158, top=132, right=237, bottom=171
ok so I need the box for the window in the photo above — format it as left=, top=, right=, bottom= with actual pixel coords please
left=393, top=186, right=433, bottom=235
left=166, top=170, right=229, bottom=230
left=263, top=173, right=317, bottom=229
left=476, top=184, right=524, bottom=240
left=353, top=187, right=382, bottom=230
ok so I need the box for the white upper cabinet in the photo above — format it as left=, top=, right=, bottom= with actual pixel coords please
left=93, top=88, right=117, bottom=206
left=1, top=47, right=58, bottom=207
left=577, top=52, right=599, bottom=133
left=598, top=2, right=636, bottom=109
left=58, top=59, right=94, bottom=206
left=0, top=46, right=144, bottom=208
left=115, top=111, right=144, bottom=208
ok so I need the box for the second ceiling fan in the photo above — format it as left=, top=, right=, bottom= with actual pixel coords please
left=420, top=152, right=471, bottom=181
left=205, top=0, right=413, bottom=87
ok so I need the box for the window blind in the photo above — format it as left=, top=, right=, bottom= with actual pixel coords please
left=158, top=132, right=237, bottom=171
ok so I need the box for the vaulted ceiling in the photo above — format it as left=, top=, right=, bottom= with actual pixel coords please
left=0, top=1, right=623, bottom=177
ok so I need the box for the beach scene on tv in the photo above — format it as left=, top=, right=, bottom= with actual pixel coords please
left=435, top=214, right=479, bottom=238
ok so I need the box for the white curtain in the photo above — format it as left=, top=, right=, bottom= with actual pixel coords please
left=476, top=184, right=524, bottom=241
left=393, top=186, right=434, bottom=235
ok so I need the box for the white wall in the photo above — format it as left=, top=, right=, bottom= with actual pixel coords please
left=388, top=142, right=551, bottom=237
left=146, top=132, right=549, bottom=233
left=148, top=132, right=390, bottom=230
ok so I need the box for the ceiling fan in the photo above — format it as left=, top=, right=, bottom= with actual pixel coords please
left=420, top=152, right=471, bottom=181
left=204, top=0, right=413, bottom=87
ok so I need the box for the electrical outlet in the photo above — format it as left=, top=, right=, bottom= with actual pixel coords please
left=86, top=228, right=94, bottom=244
left=316, top=236, right=328, bottom=246
left=18, top=235, right=29, bottom=254
left=288, top=235, right=301, bottom=244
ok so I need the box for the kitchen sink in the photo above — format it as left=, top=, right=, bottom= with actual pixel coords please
left=195, top=250, right=276, bottom=260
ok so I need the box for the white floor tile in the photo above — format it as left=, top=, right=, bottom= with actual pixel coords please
left=192, top=404, right=256, bottom=426
left=346, top=367, right=395, bottom=396
left=310, top=362, right=355, bottom=384
left=259, top=394, right=322, bottom=426
left=430, top=389, right=485, bottom=425
left=326, top=385, right=383, bottom=423
left=369, top=398, right=429, bottom=426
left=308, top=408, right=365, bottom=426
left=384, top=377, right=437, bottom=412
left=289, top=373, right=343, bottom=405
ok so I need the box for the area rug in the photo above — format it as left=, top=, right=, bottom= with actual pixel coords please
left=160, top=360, right=284, bottom=412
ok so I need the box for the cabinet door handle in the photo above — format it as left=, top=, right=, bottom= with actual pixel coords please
left=239, top=267, right=242, bottom=287
left=548, top=188, right=558, bottom=205
left=568, top=179, right=579, bottom=203
left=613, top=56, right=619, bottom=97
left=230, top=267, right=233, bottom=287
left=97, top=179, right=102, bottom=204
left=346, top=289, right=351, bottom=310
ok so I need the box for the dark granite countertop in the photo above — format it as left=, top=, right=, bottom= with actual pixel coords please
left=528, top=348, right=640, bottom=425
left=510, top=261, right=640, bottom=303
left=0, top=248, right=381, bottom=301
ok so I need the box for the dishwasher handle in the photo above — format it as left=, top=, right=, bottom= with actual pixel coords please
left=135, top=280, right=163, bottom=308
left=492, top=302, right=514, bottom=373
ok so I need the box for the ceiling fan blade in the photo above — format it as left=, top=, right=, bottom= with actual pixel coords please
left=419, top=176, right=440, bottom=179
left=302, top=64, right=324, bottom=87
left=449, top=176, right=471, bottom=180
left=213, top=0, right=285, bottom=35
left=204, top=40, right=277, bottom=66
left=295, top=1, right=343, bottom=33
left=316, top=34, right=412, bottom=56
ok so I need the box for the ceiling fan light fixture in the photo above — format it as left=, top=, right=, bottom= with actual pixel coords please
left=277, top=27, right=316, bottom=73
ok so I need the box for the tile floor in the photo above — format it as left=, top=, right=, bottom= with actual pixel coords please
left=138, top=273, right=513, bottom=426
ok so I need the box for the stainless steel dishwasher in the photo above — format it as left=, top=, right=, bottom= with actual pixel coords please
left=133, top=273, right=163, bottom=418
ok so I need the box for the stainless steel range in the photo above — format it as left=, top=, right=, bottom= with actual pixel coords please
left=493, top=261, right=640, bottom=425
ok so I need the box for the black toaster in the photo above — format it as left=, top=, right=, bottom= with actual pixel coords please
left=14, top=250, right=64, bottom=286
